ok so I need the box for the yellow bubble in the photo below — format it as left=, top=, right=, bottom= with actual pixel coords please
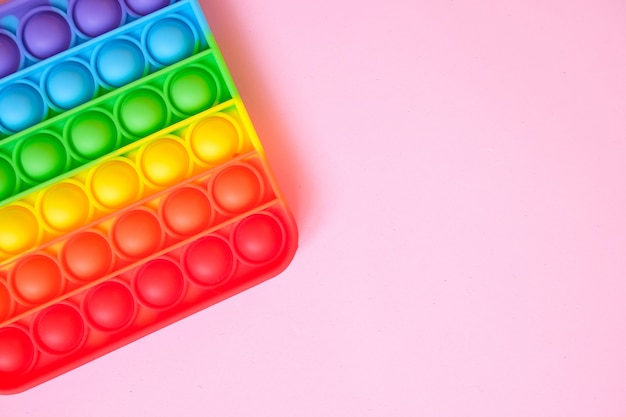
left=40, top=182, right=90, bottom=232
left=187, top=116, right=240, bottom=165
left=139, top=138, right=189, bottom=187
left=90, top=159, right=141, bottom=209
left=0, top=205, right=39, bottom=254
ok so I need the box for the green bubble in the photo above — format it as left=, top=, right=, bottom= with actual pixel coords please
left=17, top=133, right=67, bottom=182
left=118, top=89, right=168, bottom=137
left=68, top=111, right=118, bottom=160
left=0, top=156, right=17, bottom=200
left=168, top=68, right=217, bottom=116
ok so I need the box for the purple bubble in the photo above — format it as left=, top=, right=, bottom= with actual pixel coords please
left=124, top=0, right=170, bottom=16
left=72, top=0, right=123, bottom=38
left=0, top=33, right=21, bottom=78
left=21, top=9, right=72, bottom=59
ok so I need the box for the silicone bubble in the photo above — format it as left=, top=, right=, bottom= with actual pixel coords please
left=188, top=116, right=240, bottom=165
left=61, top=232, right=113, bottom=282
left=145, top=17, right=195, bottom=66
left=72, top=0, right=123, bottom=38
left=161, top=186, right=212, bottom=236
left=124, top=0, right=170, bottom=16
left=0, top=281, right=11, bottom=321
left=133, top=258, right=184, bottom=309
left=89, top=159, right=141, bottom=209
left=0, top=155, right=17, bottom=201
left=33, top=304, right=85, bottom=354
left=233, top=214, right=285, bottom=264
left=21, top=9, right=72, bottom=59
left=0, top=205, right=39, bottom=255
left=117, top=88, right=168, bottom=137
left=0, top=327, right=35, bottom=374
left=39, top=182, right=90, bottom=232
left=139, top=138, right=189, bottom=187
left=67, top=110, right=119, bottom=160
left=0, top=83, right=46, bottom=132
left=111, top=209, right=163, bottom=259
left=44, top=60, right=96, bottom=110
left=183, top=236, right=234, bottom=287
left=84, top=281, right=135, bottom=331
left=0, top=32, right=21, bottom=78
left=16, top=133, right=67, bottom=182
left=212, top=165, right=263, bottom=214
left=167, top=67, right=217, bottom=115
left=10, top=254, right=63, bottom=305
left=95, top=39, right=146, bottom=88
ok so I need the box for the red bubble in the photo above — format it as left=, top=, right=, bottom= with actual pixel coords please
left=11, top=254, right=63, bottom=304
left=61, top=231, right=113, bottom=281
left=133, top=258, right=184, bottom=309
left=232, top=214, right=285, bottom=264
left=34, top=304, right=85, bottom=354
left=183, top=236, right=234, bottom=287
left=161, top=186, right=212, bottom=236
left=84, top=281, right=135, bottom=331
left=211, top=165, right=262, bottom=214
left=111, top=209, right=163, bottom=259
left=0, top=327, right=35, bottom=374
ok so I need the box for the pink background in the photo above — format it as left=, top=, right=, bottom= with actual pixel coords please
left=3, top=0, right=626, bottom=415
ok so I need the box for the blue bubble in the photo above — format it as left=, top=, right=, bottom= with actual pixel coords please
left=145, top=18, right=195, bottom=66
left=95, top=39, right=146, bottom=88
left=44, top=60, right=96, bottom=110
left=0, top=83, right=46, bottom=132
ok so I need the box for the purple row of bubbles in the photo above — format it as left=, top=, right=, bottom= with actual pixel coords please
left=70, top=0, right=172, bottom=37
left=0, top=0, right=173, bottom=78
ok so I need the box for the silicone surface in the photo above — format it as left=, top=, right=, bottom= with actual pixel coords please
left=0, top=0, right=297, bottom=394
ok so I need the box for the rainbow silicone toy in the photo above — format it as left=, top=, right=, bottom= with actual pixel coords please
left=0, top=0, right=297, bottom=394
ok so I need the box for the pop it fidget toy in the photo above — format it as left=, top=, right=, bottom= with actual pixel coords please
left=0, top=0, right=298, bottom=393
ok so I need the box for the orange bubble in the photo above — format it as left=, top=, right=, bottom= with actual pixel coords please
left=10, top=254, right=63, bottom=305
left=211, top=164, right=262, bottom=214
left=61, top=231, right=113, bottom=281
left=111, top=209, right=163, bottom=259
left=160, top=186, right=212, bottom=236
left=0, top=281, right=12, bottom=321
